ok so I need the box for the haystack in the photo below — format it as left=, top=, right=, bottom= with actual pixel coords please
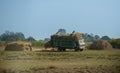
left=89, top=40, right=112, bottom=50
left=5, top=41, right=32, bottom=51
left=44, top=41, right=52, bottom=48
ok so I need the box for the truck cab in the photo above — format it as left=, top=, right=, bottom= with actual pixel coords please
left=78, top=39, right=85, bottom=51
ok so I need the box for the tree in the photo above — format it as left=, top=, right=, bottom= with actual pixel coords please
left=101, top=36, right=111, bottom=40
left=56, top=28, right=66, bottom=34
left=84, top=33, right=95, bottom=42
left=94, top=35, right=100, bottom=40
left=0, top=36, right=1, bottom=40
left=16, top=32, right=25, bottom=41
left=84, top=33, right=90, bottom=42
left=26, top=36, right=36, bottom=41
left=44, top=38, right=50, bottom=42
left=0, top=31, right=15, bottom=41
left=84, top=33, right=101, bottom=42
left=0, top=31, right=25, bottom=41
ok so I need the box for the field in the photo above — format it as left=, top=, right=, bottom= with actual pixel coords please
left=0, top=49, right=120, bottom=73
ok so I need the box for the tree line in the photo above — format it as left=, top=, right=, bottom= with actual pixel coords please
left=55, top=29, right=111, bottom=42
left=0, top=31, right=36, bottom=41
left=84, top=33, right=111, bottom=42
left=0, top=30, right=111, bottom=42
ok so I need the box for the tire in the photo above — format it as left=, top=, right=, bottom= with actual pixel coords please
left=75, top=48, right=79, bottom=51
left=80, top=49, right=83, bottom=51
left=58, top=47, right=62, bottom=52
left=62, top=48, right=66, bottom=52
left=58, top=47, right=66, bottom=52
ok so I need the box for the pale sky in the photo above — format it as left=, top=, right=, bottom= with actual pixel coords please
left=0, top=0, right=120, bottom=40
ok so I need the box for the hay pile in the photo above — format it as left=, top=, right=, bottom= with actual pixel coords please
left=71, top=32, right=84, bottom=41
left=5, top=41, right=32, bottom=51
left=51, top=32, right=84, bottom=42
left=44, top=41, right=52, bottom=48
left=89, top=40, right=112, bottom=50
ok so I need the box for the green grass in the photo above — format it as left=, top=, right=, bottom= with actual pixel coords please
left=85, top=42, right=92, bottom=48
left=108, top=38, right=120, bottom=49
left=31, top=41, right=45, bottom=48
left=0, top=50, right=120, bottom=73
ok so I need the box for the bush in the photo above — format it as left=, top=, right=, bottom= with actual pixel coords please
left=85, top=42, right=92, bottom=48
left=31, top=41, right=45, bottom=48
left=108, top=39, right=120, bottom=49
left=0, top=41, right=6, bottom=47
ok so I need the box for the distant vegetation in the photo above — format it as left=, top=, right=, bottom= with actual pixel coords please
left=0, top=30, right=119, bottom=49
left=0, top=41, right=6, bottom=47
left=31, top=41, right=45, bottom=48
left=0, top=31, right=25, bottom=41
left=0, top=30, right=111, bottom=42
left=84, top=33, right=111, bottom=42
left=108, top=38, right=120, bottom=49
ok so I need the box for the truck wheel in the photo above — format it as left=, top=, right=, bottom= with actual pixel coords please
left=62, top=48, right=66, bottom=52
left=75, top=48, right=79, bottom=51
left=58, top=48, right=66, bottom=52
left=58, top=47, right=62, bottom=52
left=80, top=49, right=83, bottom=51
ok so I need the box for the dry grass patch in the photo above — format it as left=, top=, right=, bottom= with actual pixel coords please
left=0, top=50, right=120, bottom=73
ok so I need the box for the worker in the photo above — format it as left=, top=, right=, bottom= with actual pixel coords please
left=29, top=44, right=32, bottom=51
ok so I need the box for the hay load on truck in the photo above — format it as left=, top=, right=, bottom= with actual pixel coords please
left=45, top=32, right=85, bottom=51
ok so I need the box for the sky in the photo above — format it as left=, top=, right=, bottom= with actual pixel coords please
left=0, top=0, right=120, bottom=40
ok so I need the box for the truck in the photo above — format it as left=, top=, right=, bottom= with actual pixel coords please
left=45, top=32, right=85, bottom=51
